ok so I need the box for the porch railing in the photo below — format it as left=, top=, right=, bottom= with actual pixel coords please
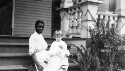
left=67, top=11, right=120, bottom=37
left=96, top=12, right=118, bottom=34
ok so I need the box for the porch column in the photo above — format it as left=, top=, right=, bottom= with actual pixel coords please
left=115, top=0, right=125, bottom=36
left=60, top=0, right=73, bottom=37
left=81, top=0, right=102, bottom=38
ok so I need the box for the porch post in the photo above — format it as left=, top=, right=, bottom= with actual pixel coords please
left=59, top=0, right=73, bottom=37
left=115, top=0, right=125, bottom=36
left=80, top=0, right=102, bottom=38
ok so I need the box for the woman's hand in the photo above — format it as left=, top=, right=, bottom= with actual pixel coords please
left=34, top=49, right=40, bottom=53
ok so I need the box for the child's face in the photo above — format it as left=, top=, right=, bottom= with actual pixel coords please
left=55, top=35, right=62, bottom=42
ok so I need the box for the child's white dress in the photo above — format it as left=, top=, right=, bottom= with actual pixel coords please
left=43, top=40, right=70, bottom=71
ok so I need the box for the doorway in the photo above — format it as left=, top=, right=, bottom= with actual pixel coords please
left=0, top=0, right=13, bottom=35
left=52, top=0, right=61, bottom=37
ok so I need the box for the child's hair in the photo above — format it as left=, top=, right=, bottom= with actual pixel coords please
left=54, top=30, right=62, bottom=37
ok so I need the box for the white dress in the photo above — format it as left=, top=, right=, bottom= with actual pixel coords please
left=43, top=40, right=70, bottom=71
left=29, top=32, right=49, bottom=70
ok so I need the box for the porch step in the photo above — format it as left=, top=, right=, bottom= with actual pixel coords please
left=0, top=53, right=78, bottom=66
left=0, top=44, right=28, bottom=53
left=69, top=63, right=79, bottom=67
left=0, top=65, right=28, bottom=71
left=0, top=53, right=29, bottom=57
left=0, top=36, right=87, bottom=71
left=68, top=66, right=81, bottom=71
left=0, top=43, right=28, bottom=46
left=0, top=36, right=55, bottom=44
left=0, top=43, right=51, bottom=53
left=0, top=53, right=33, bottom=66
left=0, top=65, right=80, bottom=71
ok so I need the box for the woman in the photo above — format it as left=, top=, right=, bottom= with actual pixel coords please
left=29, top=20, right=49, bottom=71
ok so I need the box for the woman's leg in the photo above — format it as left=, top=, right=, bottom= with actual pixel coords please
left=32, top=51, right=48, bottom=71
left=31, top=53, right=44, bottom=71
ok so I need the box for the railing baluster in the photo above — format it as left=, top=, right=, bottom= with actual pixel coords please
left=68, top=9, right=73, bottom=35
left=114, top=17, right=117, bottom=29
left=72, top=8, right=77, bottom=34
left=99, top=15, right=103, bottom=34
left=77, top=7, right=82, bottom=34
left=96, top=12, right=118, bottom=35
left=109, top=16, right=115, bottom=29
left=104, top=16, right=108, bottom=29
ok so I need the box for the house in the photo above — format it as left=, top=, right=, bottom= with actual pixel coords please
left=0, top=0, right=118, bottom=37
left=0, top=0, right=125, bottom=71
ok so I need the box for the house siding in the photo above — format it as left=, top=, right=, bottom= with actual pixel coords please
left=98, top=0, right=109, bottom=12
left=13, top=0, right=52, bottom=37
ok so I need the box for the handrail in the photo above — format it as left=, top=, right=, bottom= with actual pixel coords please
left=96, top=12, right=118, bottom=17
left=68, top=43, right=79, bottom=49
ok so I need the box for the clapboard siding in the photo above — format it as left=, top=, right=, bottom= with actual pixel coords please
left=14, top=26, right=51, bottom=31
left=14, top=22, right=51, bottom=27
left=14, top=14, right=51, bottom=19
left=98, top=0, right=109, bottom=12
left=14, top=18, right=51, bottom=22
left=13, top=0, right=52, bottom=37
left=13, top=29, right=51, bottom=33
left=109, top=0, right=116, bottom=12
left=15, top=3, right=52, bottom=8
left=15, top=9, right=52, bottom=14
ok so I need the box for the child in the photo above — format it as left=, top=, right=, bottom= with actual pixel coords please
left=43, top=30, right=70, bottom=71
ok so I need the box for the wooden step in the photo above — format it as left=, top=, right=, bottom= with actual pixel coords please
left=0, top=57, right=33, bottom=65
left=0, top=45, right=28, bottom=53
left=0, top=36, right=55, bottom=44
left=0, top=65, right=80, bottom=71
left=0, top=36, right=29, bottom=44
left=0, top=43, right=51, bottom=53
left=0, top=65, right=28, bottom=71
left=0, top=53, right=33, bottom=66
left=0, top=43, right=28, bottom=53
left=68, top=66, right=81, bottom=71
left=0, top=53, right=29, bottom=57
left=0, top=35, right=87, bottom=45
left=69, top=63, right=79, bottom=67
left=0, top=36, right=86, bottom=69
left=0, top=43, right=28, bottom=46
left=0, top=53, right=78, bottom=67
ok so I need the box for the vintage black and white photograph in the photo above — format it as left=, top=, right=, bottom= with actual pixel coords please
left=0, top=0, right=125, bottom=71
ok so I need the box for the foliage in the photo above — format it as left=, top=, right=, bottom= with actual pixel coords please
left=88, top=18, right=125, bottom=71
left=71, top=16, right=125, bottom=71
left=70, top=44, right=100, bottom=71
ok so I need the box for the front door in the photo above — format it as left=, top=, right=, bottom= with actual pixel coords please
left=0, top=0, right=13, bottom=35
left=52, top=0, right=61, bottom=37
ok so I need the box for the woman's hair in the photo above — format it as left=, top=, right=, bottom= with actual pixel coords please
left=54, top=30, right=62, bottom=37
left=35, top=20, right=44, bottom=28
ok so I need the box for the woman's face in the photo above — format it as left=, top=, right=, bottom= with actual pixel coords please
left=36, top=23, right=44, bottom=34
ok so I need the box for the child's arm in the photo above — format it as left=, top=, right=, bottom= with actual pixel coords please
left=64, top=50, right=70, bottom=58
left=59, top=42, right=70, bottom=57
left=63, top=41, right=70, bottom=56
left=48, top=42, right=62, bottom=57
